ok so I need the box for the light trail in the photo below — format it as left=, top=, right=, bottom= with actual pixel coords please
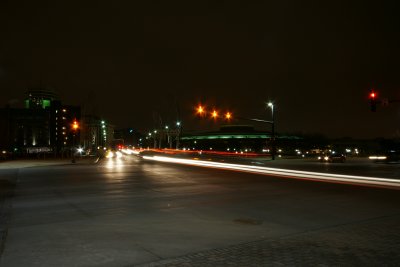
left=142, top=155, right=400, bottom=189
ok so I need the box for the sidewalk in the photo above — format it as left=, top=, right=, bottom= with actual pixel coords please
left=0, top=158, right=100, bottom=259
left=137, top=213, right=400, bottom=267
left=0, top=172, right=16, bottom=258
left=0, top=157, right=99, bottom=170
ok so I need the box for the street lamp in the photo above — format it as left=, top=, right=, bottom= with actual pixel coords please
left=211, top=110, right=218, bottom=119
left=267, top=102, right=275, bottom=160
left=176, top=121, right=181, bottom=149
left=196, top=105, right=205, bottom=116
left=154, top=130, right=158, bottom=148
left=165, top=125, right=171, bottom=148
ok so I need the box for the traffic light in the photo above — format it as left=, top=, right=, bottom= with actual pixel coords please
left=369, top=90, right=377, bottom=112
left=72, top=120, right=79, bottom=130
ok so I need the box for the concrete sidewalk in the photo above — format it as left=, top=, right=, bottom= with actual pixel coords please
left=0, top=157, right=99, bottom=260
left=0, top=157, right=99, bottom=170
left=0, top=171, right=16, bottom=259
left=137, top=213, right=400, bottom=266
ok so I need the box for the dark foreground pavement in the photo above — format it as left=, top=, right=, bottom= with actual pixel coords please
left=137, top=214, right=400, bottom=266
left=0, top=156, right=399, bottom=267
left=0, top=170, right=16, bottom=259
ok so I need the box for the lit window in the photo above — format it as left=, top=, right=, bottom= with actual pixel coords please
left=62, top=109, right=66, bottom=112
left=62, top=132, right=65, bottom=135
left=56, top=110, right=58, bottom=113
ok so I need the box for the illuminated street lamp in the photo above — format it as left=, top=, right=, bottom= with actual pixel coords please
left=176, top=121, right=181, bottom=149
left=165, top=125, right=171, bottom=148
left=225, top=112, right=232, bottom=120
left=196, top=105, right=205, bottom=116
left=153, top=130, right=158, bottom=148
left=211, top=110, right=218, bottom=119
left=267, top=102, right=275, bottom=160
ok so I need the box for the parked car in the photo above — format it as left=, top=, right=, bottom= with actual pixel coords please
left=318, top=153, right=346, bottom=163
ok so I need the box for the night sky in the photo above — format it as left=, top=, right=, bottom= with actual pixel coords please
left=1, top=1, right=400, bottom=138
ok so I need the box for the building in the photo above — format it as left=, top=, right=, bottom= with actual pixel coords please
left=181, top=125, right=302, bottom=154
left=0, top=89, right=81, bottom=155
left=24, top=89, right=57, bottom=109
left=181, top=125, right=270, bottom=152
left=80, top=115, right=114, bottom=153
left=51, top=102, right=81, bottom=154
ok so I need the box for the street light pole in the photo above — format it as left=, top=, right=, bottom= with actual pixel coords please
left=268, top=102, right=275, bottom=160
left=176, top=121, right=181, bottom=149
left=165, top=126, right=171, bottom=149
left=153, top=130, right=159, bottom=149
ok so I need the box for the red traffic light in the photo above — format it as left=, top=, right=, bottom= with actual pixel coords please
left=369, top=91, right=376, bottom=99
left=369, top=90, right=377, bottom=112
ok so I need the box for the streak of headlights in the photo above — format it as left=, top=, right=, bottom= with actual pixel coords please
left=142, top=155, right=400, bottom=188
left=369, top=156, right=387, bottom=160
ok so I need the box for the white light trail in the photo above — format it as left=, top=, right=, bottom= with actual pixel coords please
left=369, top=156, right=387, bottom=160
left=142, top=156, right=400, bottom=188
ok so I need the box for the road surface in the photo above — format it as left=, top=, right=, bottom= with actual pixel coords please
left=0, top=155, right=399, bottom=266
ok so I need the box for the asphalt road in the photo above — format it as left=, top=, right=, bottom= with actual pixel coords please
left=0, top=155, right=399, bottom=266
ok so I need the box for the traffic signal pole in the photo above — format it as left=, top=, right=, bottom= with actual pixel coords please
left=369, top=90, right=400, bottom=112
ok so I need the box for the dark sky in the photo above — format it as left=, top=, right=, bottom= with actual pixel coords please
left=1, top=1, right=400, bottom=138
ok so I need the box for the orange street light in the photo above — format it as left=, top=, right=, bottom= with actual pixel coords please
left=196, top=105, right=205, bottom=115
left=211, top=110, right=218, bottom=119
left=72, top=120, right=79, bottom=130
left=225, top=112, right=232, bottom=120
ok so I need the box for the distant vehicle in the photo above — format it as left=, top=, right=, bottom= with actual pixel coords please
left=369, top=150, right=400, bottom=163
left=112, top=139, right=124, bottom=150
left=318, top=153, right=346, bottom=163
